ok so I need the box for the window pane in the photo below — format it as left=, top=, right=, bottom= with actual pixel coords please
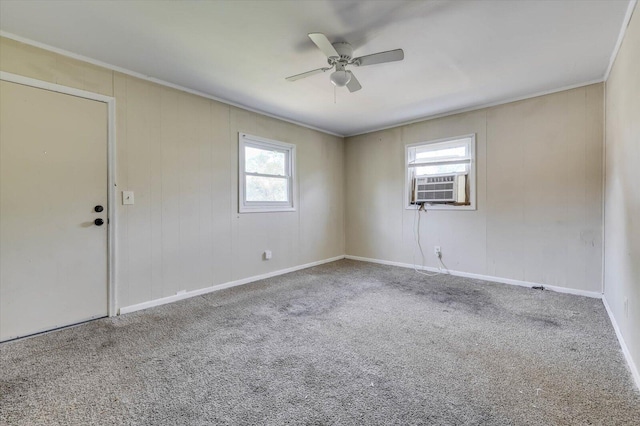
left=246, top=176, right=288, bottom=202
left=415, top=163, right=468, bottom=176
left=416, top=145, right=467, bottom=161
left=245, top=146, right=286, bottom=176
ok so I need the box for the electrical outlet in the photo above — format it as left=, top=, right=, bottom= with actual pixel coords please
left=434, top=246, right=441, bottom=257
left=264, top=250, right=272, bottom=260
left=624, top=298, right=629, bottom=319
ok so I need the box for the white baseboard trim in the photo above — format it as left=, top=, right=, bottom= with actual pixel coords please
left=344, top=255, right=603, bottom=299
left=119, top=255, right=345, bottom=315
left=602, top=296, right=640, bottom=391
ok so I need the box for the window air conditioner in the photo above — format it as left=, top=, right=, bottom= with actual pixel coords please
left=413, top=174, right=467, bottom=204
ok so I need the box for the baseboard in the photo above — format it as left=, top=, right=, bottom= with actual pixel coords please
left=602, top=296, right=640, bottom=391
left=344, top=255, right=603, bottom=299
left=119, top=255, right=345, bottom=315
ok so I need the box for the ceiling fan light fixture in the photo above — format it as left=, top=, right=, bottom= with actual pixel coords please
left=330, top=70, right=352, bottom=87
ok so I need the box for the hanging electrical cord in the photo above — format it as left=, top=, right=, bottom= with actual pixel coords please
left=412, top=204, right=441, bottom=277
left=436, top=245, right=448, bottom=272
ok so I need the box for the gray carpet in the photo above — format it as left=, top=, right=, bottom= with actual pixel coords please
left=1, top=260, right=638, bottom=425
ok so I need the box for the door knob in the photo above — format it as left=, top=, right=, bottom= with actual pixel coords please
left=94, top=205, right=104, bottom=213
left=94, top=218, right=104, bottom=226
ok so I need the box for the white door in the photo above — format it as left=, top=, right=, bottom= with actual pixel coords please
left=0, top=80, right=108, bottom=341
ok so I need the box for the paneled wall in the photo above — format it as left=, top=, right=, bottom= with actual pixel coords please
left=604, top=5, right=640, bottom=384
left=0, top=34, right=610, bottom=304
left=345, top=84, right=604, bottom=294
left=0, top=37, right=345, bottom=309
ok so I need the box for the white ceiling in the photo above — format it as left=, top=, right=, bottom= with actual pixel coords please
left=0, top=0, right=631, bottom=136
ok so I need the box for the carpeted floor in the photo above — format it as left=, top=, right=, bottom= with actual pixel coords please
left=1, top=259, right=638, bottom=425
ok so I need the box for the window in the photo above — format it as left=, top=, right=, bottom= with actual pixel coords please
left=239, top=133, right=295, bottom=212
left=405, top=134, right=476, bottom=210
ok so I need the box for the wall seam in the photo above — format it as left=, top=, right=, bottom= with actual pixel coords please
left=484, top=110, right=489, bottom=277
left=601, top=82, right=607, bottom=295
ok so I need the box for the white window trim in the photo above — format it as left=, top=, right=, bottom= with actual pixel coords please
left=405, top=134, right=477, bottom=211
left=239, top=133, right=296, bottom=213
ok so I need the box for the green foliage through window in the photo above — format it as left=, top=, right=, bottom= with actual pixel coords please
left=239, top=133, right=295, bottom=212
left=245, top=147, right=286, bottom=176
left=246, top=176, right=288, bottom=202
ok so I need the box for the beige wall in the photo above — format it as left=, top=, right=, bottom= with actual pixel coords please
left=604, top=6, right=640, bottom=381
left=0, top=37, right=345, bottom=309
left=346, top=84, right=604, bottom=293
left=0, top=33, right=614, bottom=305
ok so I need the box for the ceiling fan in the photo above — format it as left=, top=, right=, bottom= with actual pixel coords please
left=285, top=33, right=404, bottom=93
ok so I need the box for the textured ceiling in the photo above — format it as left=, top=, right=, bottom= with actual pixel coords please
left=0, top=0, right=631, bottom=136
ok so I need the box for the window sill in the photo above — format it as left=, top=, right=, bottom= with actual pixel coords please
left=239, top=207, right=297, bottom=213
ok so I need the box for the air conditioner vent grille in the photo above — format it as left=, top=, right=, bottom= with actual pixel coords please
left=417, top=190, right=454, bottom=200
left=426, top=175, right=455, bottom=183
left=416, top=183, right=453, bottom=191
left=413, top=173, right=467, bottom=204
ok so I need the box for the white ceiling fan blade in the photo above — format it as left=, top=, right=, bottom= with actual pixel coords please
left=353, top=49, right=404, bottom=67
left=285, top=67, right=332, bottom=82
left=308, top=33, right=340, bottom=59
left=346, top=71, right=362, bottom=92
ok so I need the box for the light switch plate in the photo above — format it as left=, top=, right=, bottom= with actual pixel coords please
left=122, top=191, right=134, bottom=205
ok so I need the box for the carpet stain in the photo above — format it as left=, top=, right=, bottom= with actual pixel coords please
left=522, top=314, right=561, bottom=328
left=251, top=384, right=268, bottom=394
left=0, top=380, right=17, bottom=398
left=278, top=299, right=336, bottom=317
left=386, top=278, right=497, bottom=315
left=275, top=278, right=371, bottom=319
left=428, top=286, right=496, bottom=314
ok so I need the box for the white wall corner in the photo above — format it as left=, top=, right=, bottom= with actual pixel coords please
left=602, top=296, right=640, bottom=391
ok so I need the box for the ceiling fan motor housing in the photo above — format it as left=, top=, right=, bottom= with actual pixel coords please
left=330, top=42, right=354, bottom=64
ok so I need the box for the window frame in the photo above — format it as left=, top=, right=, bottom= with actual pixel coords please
left=405, top=134, right=476, bottom=211
left=238, top=133, right=296, bottom=213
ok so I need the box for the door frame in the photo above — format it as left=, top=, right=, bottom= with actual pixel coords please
left=0, top=71, right=117, bottom=317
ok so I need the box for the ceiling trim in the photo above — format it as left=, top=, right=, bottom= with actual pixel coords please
left=345, top=78, right=604, bottom=138
left=604, top=0, right=637, bottom=81
left=0, top=30, right=344, bottom=138
left=1, top=0, right=628, bottom=141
